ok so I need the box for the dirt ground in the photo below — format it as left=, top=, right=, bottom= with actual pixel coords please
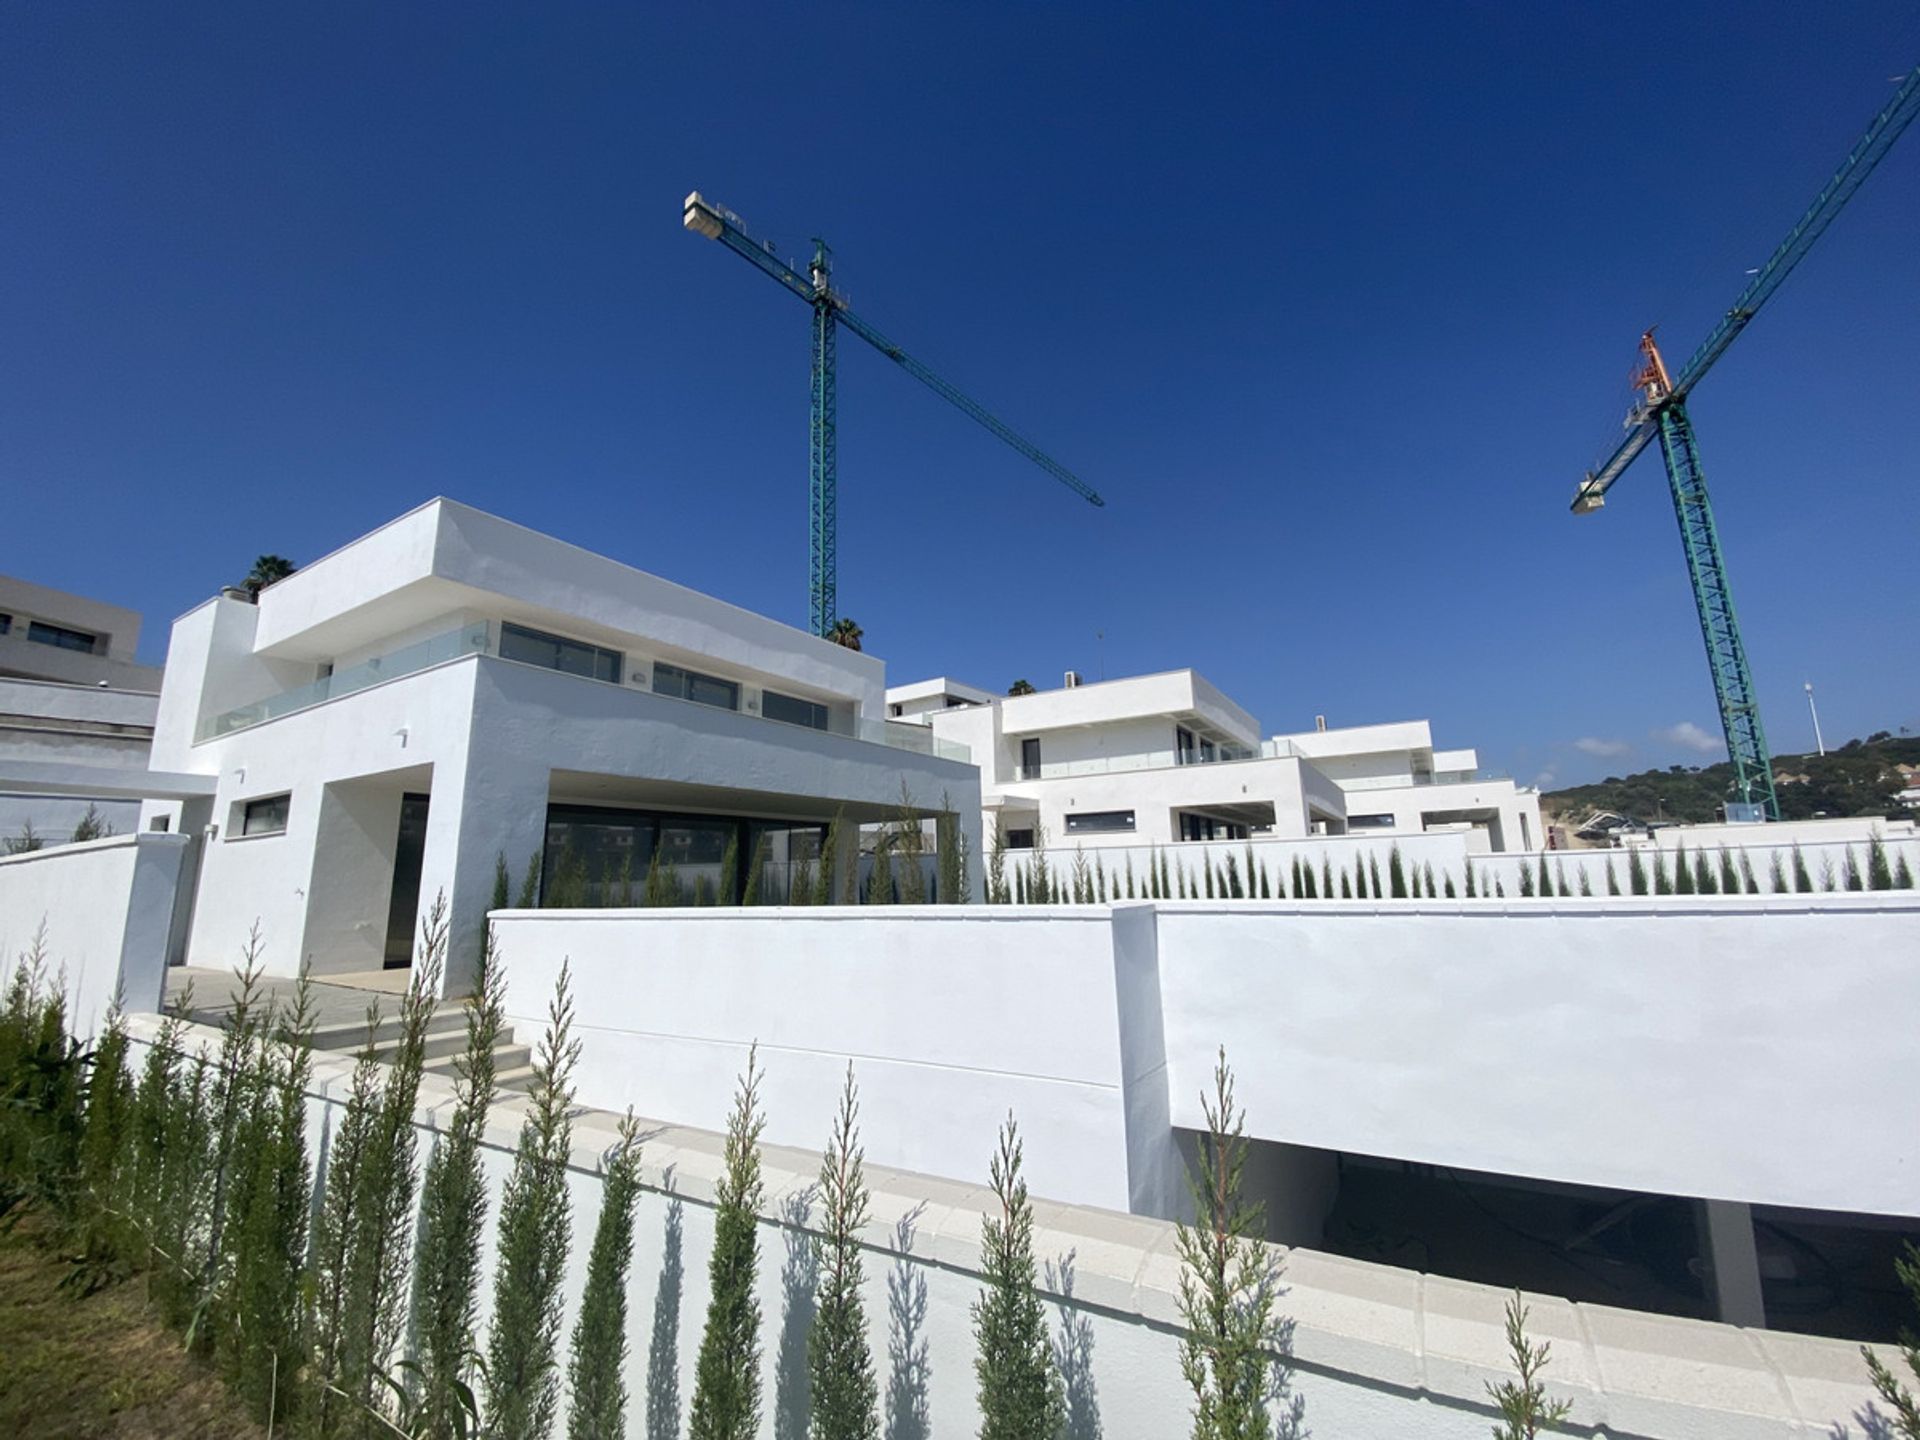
left=0, top=1215, right=262, bottom=1440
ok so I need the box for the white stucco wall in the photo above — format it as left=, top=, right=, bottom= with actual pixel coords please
left=1153, top=894, right=1920, bottom=1217
left=493, top=892, right=1920, bottom=1224
left=0, top=833, right=189, bottom=1038
left=112, top=1013, right=1894, bottom=1440
left=491, top=906, right=1133, bottom=1212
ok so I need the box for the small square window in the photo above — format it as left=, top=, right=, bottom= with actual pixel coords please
left=1006, top=828, right=1036, bottom=850
left=239, top=794, right=291, bottom=837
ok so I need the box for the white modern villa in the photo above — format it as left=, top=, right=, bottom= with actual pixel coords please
left=141, top=498, right=982, bottom=987
left=0, top=574, right=168, bottom=841
left=887, top=670, right=1542, bottom=854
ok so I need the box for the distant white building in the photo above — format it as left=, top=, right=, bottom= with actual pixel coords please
left=0, top=574, right=168, bottom=842
left=147, top=499, right=983, bottom=988
left=889, top=670, right=1541, bottom=853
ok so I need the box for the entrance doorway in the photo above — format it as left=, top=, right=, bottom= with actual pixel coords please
left=382, top=793, right=431, bottom=968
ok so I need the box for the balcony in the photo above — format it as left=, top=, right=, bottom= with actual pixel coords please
left=195, top=621, right=972, bottom=765
left=1013, top=740, right=1273, bottom=782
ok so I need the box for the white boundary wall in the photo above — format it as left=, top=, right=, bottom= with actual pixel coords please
left=0, top=832, right=188, bottom=1038
left=117, top=1013, right=1893, bottom=1440
left=493, top=895, right=1920, bottom=1223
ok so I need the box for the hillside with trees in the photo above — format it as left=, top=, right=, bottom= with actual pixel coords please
left=1545, top=732, right=1920, bottom=826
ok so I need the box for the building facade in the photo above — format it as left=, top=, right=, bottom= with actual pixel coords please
left=889, top=670, right=1540, bottom=854
left=146, top=499, right=982, bottom=989
left=0, top=574, right=169, bottom=843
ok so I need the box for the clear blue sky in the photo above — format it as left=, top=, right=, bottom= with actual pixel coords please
left=5, top=3, right=1916, bottom=788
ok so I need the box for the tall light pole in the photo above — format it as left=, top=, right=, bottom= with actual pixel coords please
left=1804, top=682, right=1826, bottom=757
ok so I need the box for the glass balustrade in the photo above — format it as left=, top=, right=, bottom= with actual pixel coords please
left=196, top=619, right=973, bottom=765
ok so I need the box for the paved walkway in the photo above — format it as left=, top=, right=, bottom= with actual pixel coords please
left=165, top=965, right=421, bottom=1033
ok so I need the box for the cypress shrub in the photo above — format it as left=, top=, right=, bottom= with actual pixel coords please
left=338, top=909, right=445, bottom=1432
left=567, top=1109, right=644, bottom=1440
left=485, top=959, right=582, bottom=1440
left=1339, top=870, right=1352, bottom=899
left=1424, top=861, right=1438, bottom=898
left=742, top=834, right=770, bottom=906
left=517, top=850, right=542, bottom=908
left=1351, top=857, right=1368, bottom=901
left=1124, top=854, right=1137, bottom=900
left=718, top=833, right=741, bottom=906
left=809, top=1065, right=878, bottom=1440
left=971, top=1117, right=1064, bottom=1440
left=1299, top=862, right=1316, bottom=901
left=1015, top=868, right=1028, bottom=905
left=1388, top=846, right=1407, bottom=899
left=1767, top=851, right=1786, bottom=893
left=1444, top=874, right=1457, bottom=898
left=937, top=811, right=965, bottom=904
left=1895, top=852, right=1916, bottom=890
left=308, top=1018, right=386, bottom=1435
left=1320, top=856, right=1334, bottom=901
left=1719, top=848, right=1741, bottom=894
left=817, top=811, right=844, bottom=905
left=1551, top=861, right=1566, bottom=898
left=1629, top=849, right=1648, bottom=895
left=224, top=975, right=316, bottom=1421
left=1029, top=828, right=1052, bottom=906
left=690, top=1045, right=767, bottom=1440
left=1517, top=864, right=1533, bottom=898
left=987, top=819, right=1009, bottom=905
left=1072, top=848, right=1092, bottom=905
left=1791, top=845, right=1813, bottom=893
left=1177, top=1048, right=1289, bottom=1440
left=1844, top=848, right=1864, bottom=892
left=1820, top=857, right=1837, bottom=892
left=1203, top=862, right=1215, bottom=900
left=1368, top=854, right=1384, bottom=899
left=1578, top=868, right=1592, bottom=898
left=1158, top=849, right=1171, bottom=901
left=1258, top=861, right=1271, bottom=900
left=1463, top=864, right=1477, bottom=899
left=1224, top=852, right=1243, bottom=900
left=1289, top=858, right=1304, bottom=899
left=1535, top=855, right=1552, bottom=898
left=1095, top=858, right=1109, bottom=903
left=1693, top=851, right=1716, bottom=894
left=409, top=902, right=508, bottom=1440
left=1738, top=851, right=1759, bottom=894
left=1486, top=1290, right=1572, bottom=1440
left=1606, top=860, right=1621, bottom=896
left=864, top=838, right=892, bottom=906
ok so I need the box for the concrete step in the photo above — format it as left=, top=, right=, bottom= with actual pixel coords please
left=310, top=1004, right=468, bottom=1052
left=421, top=1040, right=534, bottom=1080
left=492, top=1063, right=537, bottom=1093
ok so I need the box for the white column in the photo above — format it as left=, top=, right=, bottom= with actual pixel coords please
left=1700, top=1199, right=1767, bottom=1328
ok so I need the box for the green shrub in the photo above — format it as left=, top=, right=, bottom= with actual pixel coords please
left=690, top=1046, right=767, bottom=1440
left=972, top=1117, right=1063, bottom=1440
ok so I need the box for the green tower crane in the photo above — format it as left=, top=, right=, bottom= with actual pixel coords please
left=1569, top=64, right=1919, bottom=820
left=684, top=192, right=1105, bottom=638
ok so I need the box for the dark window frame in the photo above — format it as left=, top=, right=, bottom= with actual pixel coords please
left=27, top=619, right=98, bottom=654
left=1065, top=810, right=1136, bottom=834
left=653, top=660, right=740, bottom=712
left=762, top=688, right=830, bottom=731
left=239, top=793, right=291, bottom=837
left=1006, top=828, right=1036, bottom=850
left=498, top=621, right=623, bottom=684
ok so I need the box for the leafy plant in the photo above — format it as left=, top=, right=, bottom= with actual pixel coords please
left=1862, top=1244, right=1920, bottom=1438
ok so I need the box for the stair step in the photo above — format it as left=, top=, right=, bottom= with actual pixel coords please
left=421, top=1041, right=533, bottom=1077
left=492, top=1064, right=537, bottom=1092
left=310, top=1005, right=468, bottom=1050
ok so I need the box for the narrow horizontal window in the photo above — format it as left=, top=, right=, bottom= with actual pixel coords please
left=1065, top=810, right=1135, bottom=834
left=27, top=620, right=97, bottom=653
left=499, top=622, right=622, bottom=684
left=653, top=661, right=739, bottom=712
left=1348, top=814, right=1396, bottom=829
left=763, top=689, right=829, bottom=731
left=240, top=793, right=290, bottom=837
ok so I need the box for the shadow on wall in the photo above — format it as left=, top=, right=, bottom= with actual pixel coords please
left=774, top=1187, right=819, bottom=1440
left=1046, top=1250, right=1102, bottom=1440
left=645, top=1176, right=683, bottom=1440
left=886, top=1204, right=931, bottom=1440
